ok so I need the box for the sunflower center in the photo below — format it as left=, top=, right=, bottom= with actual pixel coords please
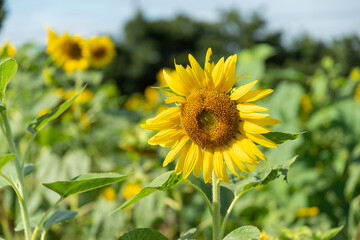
left=63, top=41, right=82, bottom=60
left=180, top=89, right=239, bottom=148
left=92, top=46, right=106, bottom=59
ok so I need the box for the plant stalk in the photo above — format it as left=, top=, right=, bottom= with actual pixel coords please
left=212, top=172, right=221, bottom=240
left=1, top=111, right=31, bottom=240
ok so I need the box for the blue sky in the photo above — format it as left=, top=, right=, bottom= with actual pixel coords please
left=0, top=0, right=359, bottom=46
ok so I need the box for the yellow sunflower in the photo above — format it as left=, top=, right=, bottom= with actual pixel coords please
left=88, top=36, right=116, bottom=68
left=141, top=48, right=281, bottom=183
left=46, top=29, right=89, bottom=73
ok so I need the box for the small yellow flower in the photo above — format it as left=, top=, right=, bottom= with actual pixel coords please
left=296, top=206, right=319, bottom=217
left=46, top=28, right=89, bottom=73
left=122, top=183, right=142, bottom=200
left=124, top=93, right=143, bottom=111
left=355, top=84, right=360, bottom=102
left=300, top=94, right=313, bottom=114
left=0, top=41, right=16, bottom=60
left=88, top=36, right=116, bottom=68
left=350, top=68, right=359, bottom=82
left=65, top=89, right=94, bottom=104
left=141, top=48, right=281, bottom=183
left=37, top=108, right=52, bottom=117
left=144, top=86, right=159, bottom=105
left=102, top=186, right=117, bottom=202
left=260, top=231, right=275, bottom=240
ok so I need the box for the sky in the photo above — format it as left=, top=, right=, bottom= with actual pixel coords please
left=0, top=0, right=360, bottom=47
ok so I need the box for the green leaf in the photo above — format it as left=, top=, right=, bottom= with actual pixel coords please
left=317, top=226, right=343, bottom=240
left=43, top=210, right=78, bottom=230
left=262, top=132, right=305, bottom=144
left=15, top=214, right=43, bottom=231
left=0, top=154, right=15, bottom=170
left=223, top=225, right=260, bottom=240
left=112, top=171, right=187, bottom=213
left=27, top=86, right=86, bottom=133
left=178, top=228, right=196, bottom=240
left=0, top=58, right=18, bottom=94
left=23, top=164, right=35, bottom=176
left=223, top=156, right=297, bottom=196
left=0, top=105, right=5, bottom=112
left=43, top=172, right=131, bottom=199
left=118, top=228, right=168, bottom=240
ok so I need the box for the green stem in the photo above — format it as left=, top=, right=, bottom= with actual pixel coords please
left=187, top=181, right=213, bottom=217
left=220, top=192, right=243, bottom=239
left=31, top=198, right=62, bottom=240
left=40, top=231, right=47, bottom=240
left=1, top=111, right=31, bottom=240
left=21, top=133, right=37, bottom=167
left=212, top=172, right=221, bottom=240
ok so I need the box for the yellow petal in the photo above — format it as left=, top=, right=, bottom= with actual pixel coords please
left=140, top=121, right=179, bottom=130
left=188, top=54, right=205, bottom=87
left=244, top=132, right=278, bottom=148
left=145, top=107, right=180, bottom=124
left=204, top=48, right=212, bottom=74
left=175, top=62, right=199, bottom=91
left=222, top=147, right=244, bottom=177
left=229, top=139, right=259, bottom=165
left=246, top=117, right=282, bottom=126
left=212, top=57, right=225, bottom=89
left=213, top=149, right=229, bottom=183
left=230, top=80, right=258, bottom=100
left=236, top=134, right=267, bottom=161
left=163, top=136, right=189, bottom=166
left=163, top=69, right=189, bottom=96
left=193, top=147, right=204, bottom=177
left=219, top=55, right=241, bottom=93
left=148, top=126, right=183, bottom=145
left=240, top=121, right=273, bottom=134
left=240, top=112, right=270, bottom=119
left=203, top=148, right=214, bottom=183
left=182, top=142, right=201, bottom=178
left=236, top=103, right=269, bottom=112
left=165, top=96, right=185, bottom=104
left=175, top=143, right=191, bottom=174
left=238, top=89, right=273, bottom=102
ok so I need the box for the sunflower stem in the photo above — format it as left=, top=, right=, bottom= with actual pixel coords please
left=212, top=172, right=221, bottom=240
left=220, top=192, right=243, bottom=239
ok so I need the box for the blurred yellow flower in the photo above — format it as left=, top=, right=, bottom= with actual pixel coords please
left=350, top=68, right=359, bottom=82
left=355, top=84, right=360, bottom=102
left=88, top=36, right=116, bottom=68
left=296, top=206, right=319, bottom=217
left=102, top=186, right=117, bottom=202
left=144, top=86, right=159, bottom=105
left=124, top=93, right=143, bottom=111
left=122, top=183, right=142, bottom=200
left=142, top=48, right=280, bottom=183
left=37, top=108, right=51, bottom=118
left=65, top=88, right=94, bottom=104
left=46, top=28, right=89, bottom=73
left=0, top=41, right=16, bottom=60
left=300, top=94, right=313, bottom=113
left=260, top=231, right=275, bottom=240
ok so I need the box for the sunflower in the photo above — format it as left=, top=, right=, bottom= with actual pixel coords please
left=46, top=29, right=89, bottom=73
left=141, top=49, right=281, bottom=183
left=88, top=36, right=116, bottom=68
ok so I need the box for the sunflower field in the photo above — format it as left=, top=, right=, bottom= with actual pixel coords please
left=0, top=5, right=359, bottom=240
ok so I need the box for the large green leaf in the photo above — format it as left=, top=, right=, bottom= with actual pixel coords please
left=223, top=156, right=297, bottom=196
left=223, top=225, right=260, bottom=240
left=43, top=172, right=131, bottom=199
left=118, top=228, right=168, bottom=240
left=0, top=154, right=15, bottom=170
left=43, top=210, right=78, bottom=230
left=0, top=58, right=18, bottom=94
left=112, top=171, right=187, bottom=213
left=263, top=132, right=305, bottom=144
left=27, top=86, right=86, bottom=133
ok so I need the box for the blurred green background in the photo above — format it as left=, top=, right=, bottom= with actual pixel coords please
left=0, top=0, right=359, bottom=239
